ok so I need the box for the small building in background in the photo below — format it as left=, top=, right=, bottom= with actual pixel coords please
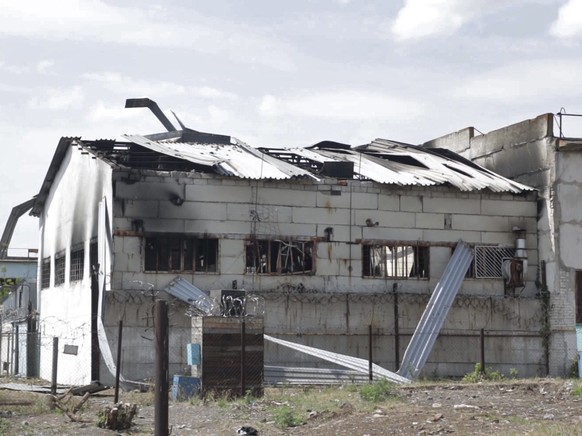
left=0, top=251, right=39, bottom=377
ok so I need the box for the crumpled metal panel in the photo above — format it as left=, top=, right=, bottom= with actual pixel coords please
left=123, top=134, right=316, bottom=180
left=123, top=133, right=533, bottom=193
left=398, top=240, right=474, bottom=380
left=164, top=277, right=213, bottom=315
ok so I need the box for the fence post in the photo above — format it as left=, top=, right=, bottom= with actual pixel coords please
left=393, top=284, right=400, bottom=371
left=14, top=325, right=19, bottom=375
left=240, top=319, right=246, bottom=397
left=51, top=337, right=58, bottom=395
left=154, top=300, right=169, bottom=436
left=114, top=320, right=123, bottom=403
left=368, top=324, right=374, bottom=381
left=480, top=328, right=485, bottom=374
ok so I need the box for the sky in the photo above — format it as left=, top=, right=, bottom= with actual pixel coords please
left=2, top=0, right=582, bottom=254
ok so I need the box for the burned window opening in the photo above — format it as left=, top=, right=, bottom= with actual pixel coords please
left=54, top=253, right=66, bottom=286
left=363, top=243, right=429, bottom=279
left=41, top=257, right=51, bottom=289
left=144, top=235, right=218, bottom=273
left=70, top=248, right=84, bottom=282
left=246, top=239, right=313, bottom=275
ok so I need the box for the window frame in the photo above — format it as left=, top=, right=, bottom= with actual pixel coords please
left=70, top=247, right=85, bottom=282
left=41, top=257, right=51, bottom=289
left=245, top=238, right=314, bottom=275
left=54, top=252, right=66, bottom=286
left=362, top=242, right=429, bottom=279
left=144, top=234, right=219, bottom=273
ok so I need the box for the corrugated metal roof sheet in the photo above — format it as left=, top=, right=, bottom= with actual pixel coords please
left=124, top=134, right=317, bottom=180
left=164, top=277, right=213, bottom=315
left=398, top=240, right=474, bottom=380
left=121, top=132, right=533, bottom=193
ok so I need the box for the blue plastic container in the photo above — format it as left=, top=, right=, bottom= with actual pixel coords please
left=171, top=375, right=200, bottom=401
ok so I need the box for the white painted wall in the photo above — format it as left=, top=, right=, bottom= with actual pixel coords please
left=38, top=143, right=112, bottom=385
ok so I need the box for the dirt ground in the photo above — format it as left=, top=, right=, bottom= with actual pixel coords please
left=1, top=378, right=582, bottom=435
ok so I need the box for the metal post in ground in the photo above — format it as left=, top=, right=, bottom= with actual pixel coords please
left=114, top=320, right=123, bottom=403
left=240, top=320, right=246, bottom=397
left=154, top=300, right=169, bottom=436
left=369, top=324, right=374, bottom=381
left=480, top=328, right=485, bottom=374
left=51, top=337, right=58, bottom=395
left=393, top=283, right=400, bottom=371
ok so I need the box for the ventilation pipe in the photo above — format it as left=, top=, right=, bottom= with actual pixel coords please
left=502, top=227, right=528, bottom=291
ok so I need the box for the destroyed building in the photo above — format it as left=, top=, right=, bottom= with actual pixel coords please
left=25, top=99, right=547, bottom=385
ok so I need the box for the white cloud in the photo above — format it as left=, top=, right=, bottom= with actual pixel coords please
left=257, top=90, right=424, bottom=121
left=86, top=100, right=144, bottom=122
left=27, top=86, right=84, bottom=110
left=0, top=0, right=296, bottom=70
left=82, top=72, right=238, bottom=101
left=452, top=59, right=582, bottom=102
left=36, top=59, right=55, bottom=75
left=391, top=0, right=511, bottom=41
left=549, top=0, right=582, bottom=38
left=0, top=61, right=30, bottom=74
left=258, top=94, right=279, bottom=117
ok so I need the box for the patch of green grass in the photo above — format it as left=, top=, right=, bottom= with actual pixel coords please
left=273, top=405, right=305, bottom=429
left=462, top=363, right=505, bottom=383
left=571, top=381, right=582, bottom=397
left=0, top=417, right=11, bottom=436
left=359, top=379, right=397, bottom=403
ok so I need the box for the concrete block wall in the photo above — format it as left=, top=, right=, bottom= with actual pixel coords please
left=101, top=293, right=192, bottom=385
left=109, top=170, right=543, bottom=379
left=112, top=171, right=538, bottom=297
left=263, top=293, right=544, bottom=378
left=423, top=113, right=582, bottom=376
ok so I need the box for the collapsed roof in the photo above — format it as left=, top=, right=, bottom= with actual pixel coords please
left=30, top=100, right=534, bottom=216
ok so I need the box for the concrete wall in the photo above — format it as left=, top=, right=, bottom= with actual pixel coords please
left=424, top=113, right=580, bottom=375
left=110, top=169, right=542, bottom=379
left=112, top=171, right=538, bottom=297
left=264, top=293, right=544, bottom=377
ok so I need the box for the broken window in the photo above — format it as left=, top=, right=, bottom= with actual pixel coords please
left=144, top=235, right=218, bottom=273
left=246, top=239, right=313, bottom=274
left=70, top=248, right=84, bottom=282
left=41, top=257, right=51, bottom=289
left=363, top=243, right=429, bottom=279
left=54, top=253, right=66, bottom=286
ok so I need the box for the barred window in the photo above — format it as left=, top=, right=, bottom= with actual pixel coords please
left=363, top=243, right=429, bottom=279
left=474, top=245, right=514, bottom=278
left=144, top=235, right=218, bottom=273
left=54, top=253, right=66, bottom=286
left=41, top=257, right=51, bottom=289
left=246, top=239, right=313, bottom=274
left=70, top=248, right=84, bottom=282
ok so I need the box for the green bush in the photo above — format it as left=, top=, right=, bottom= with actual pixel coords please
left=462, top=363, right=505, bottom=383
left=273, top=405, right=304, bottom=429
left=359, top=379, right=396, bottom=403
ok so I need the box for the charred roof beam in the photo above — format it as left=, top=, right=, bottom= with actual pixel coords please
left=125, top=98, right=177, bottom=132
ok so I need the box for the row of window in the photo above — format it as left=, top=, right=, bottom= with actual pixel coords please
left=41, top=248, right=84, bottom=289
left=41, top=237, right=511, bottom=288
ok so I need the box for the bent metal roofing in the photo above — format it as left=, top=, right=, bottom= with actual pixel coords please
left=117, top=131, right=532, bottom=193
left=32, top=128, right=534, bottom=215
